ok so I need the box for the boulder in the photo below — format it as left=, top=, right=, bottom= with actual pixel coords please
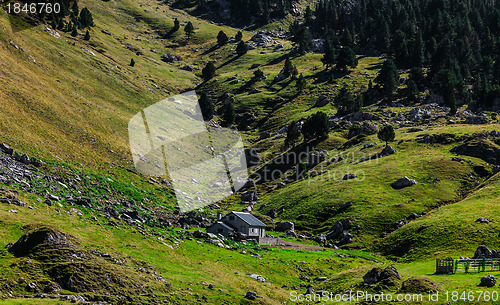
left=249, top=274, right=266, bottom=282
left=465, top=115, right=489, bottom=125
left=474, top=245, right=492, bottom=259
left=342, top=174, right=357, bottom=180
left=391, top=176, right=418, bottom=189
left=380, top=145, right=397, bottom=156
left=311, top=39, right=325, bottom=53
left=315, top=95, right=330, bottom=107
left=400, top=276, right=439, bottom=293
left=180, top=65, right=194, bottom=72
left=241, top=190, right=258, bottom=202
left=245, top=291, right=259, bottom=300
left=0, top=143, right=13, bottom=155
left=267, top=208, right=277, bottom=219
left=307, top=150, right=328, bottom=166
left=275, top=221, right=294, bottom=232
left=161, top=53, right=180, bottom=63
left=475, top=217, right=491, bottom=223
left=479, top=275, right=496, bottom=287
left=251, top=31, right=274, bottom=45
left=243, top=148, right=261, bottom=167
left=274, top=72, right=287, bottom=82
left=338, top=202, right=352, bottom=213
left=408, top=108, right=430, bottom=121
left=363, top=266, right=400, bottom=285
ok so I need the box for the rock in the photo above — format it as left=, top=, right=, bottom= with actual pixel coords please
left=450, top=138, right=500, bottom=165
left=342, top=174, right=357, bottom=180
left=314, top=277, right=327, bottom=281
left=48, top=194, right=60, bottom=201
left=161, top=53, right=180, bottom=63
left=193, top=230, right=207, bottom=238
left=243, top=148, right=261, bottom=167
left=451, top=157, right=467, bottom=162
left=363, top=266, right=401, bottom=285
left=311, top=39, right=325, bottom=53
left=267, top=208, right=277, bottom=219
left=338, top=202, right=352, bottom=212
left=249, top=88, right=260, bottom=94
left=250, top=63, right=261, bottom=69
left=326, top=219, right=352, bottom=245
left=380, top=145, right=397, bottom=156
left=275, top=221, right=294, bottom=232
left=474, top=245, right=492, bottom=259
left=407, top=128, right=424, bottom=133
left=391, top=176, right=418, bottom=189
left=400, top=276, right=439, bottom=293
left=479, top=275, right=496, bottom=287
left=286, top=230, right=297, bottom=238
left=476, top=217, right=491, bottom=223
left=0, top=143, right=13, bottom=155
left=305, top=287, right=314, bottom=295
left=315, top=95, right=330, bottom=107
left=307, top=150, right=328, bottom=166
left=407, top=213, right=418, bottom=220
left=249, top=274, right=266, bottom=282
left=251, top=32, right=274, bottom=45
left=244, top=291, right=259, bottom=300
left=274, top=72, right=287, bottom=82
left=101, top=30, right=111, bottom=35
left=314, top=234, right=327, bottom=245
left=180, top=65, right=194, bottom=72
left=361, top=121, right=378, bottom=135
left=465, top=115, right=489, bottom=125
left=259, top=131, right=270, bottom=140
left=408, top=108, right=431, bottom=121
left=74, top=197, right=92, bottom=208
left=241, top=190, right=258, bottom=202
left=9, top=226, right=75, bottom=257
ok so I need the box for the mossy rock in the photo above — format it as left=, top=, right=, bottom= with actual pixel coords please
left=400, top=276, right=440, bottom=293
left=451, top=138, right=500, bottom=165
left=9, top=224, right=77, bottom=258
left=8, top=224, right=169, bottom=298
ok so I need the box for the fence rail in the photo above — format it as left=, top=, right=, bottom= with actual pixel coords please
left=436, top=258, right=500, bottom=274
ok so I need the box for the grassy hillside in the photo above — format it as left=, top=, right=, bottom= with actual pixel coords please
left=1, top=0, right=500, bottom=304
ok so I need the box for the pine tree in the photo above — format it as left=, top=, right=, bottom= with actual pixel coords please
left=202, top=62, right=216, bottom=81
left=184, top=21, right=195, bottom=38
left=336, top=47, right=358, bottom=72
left=84, top=30, right=90, bottom=41
left=334, top=86, right=356, bottom=115
left=173, top=18, right=180, bottom=32
left=301, top=112, right=329, bottom=140
left=198, top=92, right=214, bottom=121
left=283, top=58, right=294, bottom=77
left=298, top=28, right=313, bottom=55
left=223, top=103, right=235, bottom=125
left=235, top=31, right=243, bottom=42
left=406, top=79, right=419, bottom=101
left=236, top=41, right=248, bottom=56
left=375, top=59, right=399, bottom=100
left=297, top=74, right=307, bottom=92
left=217, top=30, right=228, bottom=45
left=322, top=40, right=336, bottom=68
left=285, top=121, right=301, bottom=147
left=378, top=125, right=396, bottom=146
left=130, top=58, right=135, bottom=67
left=71, top=25, right=78, bottom=37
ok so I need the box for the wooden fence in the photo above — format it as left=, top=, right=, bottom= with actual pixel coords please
left=436, top=258, right=500, bottom=274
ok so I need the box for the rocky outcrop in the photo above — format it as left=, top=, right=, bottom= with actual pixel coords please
left=391, top=176, right=418, bottom=189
